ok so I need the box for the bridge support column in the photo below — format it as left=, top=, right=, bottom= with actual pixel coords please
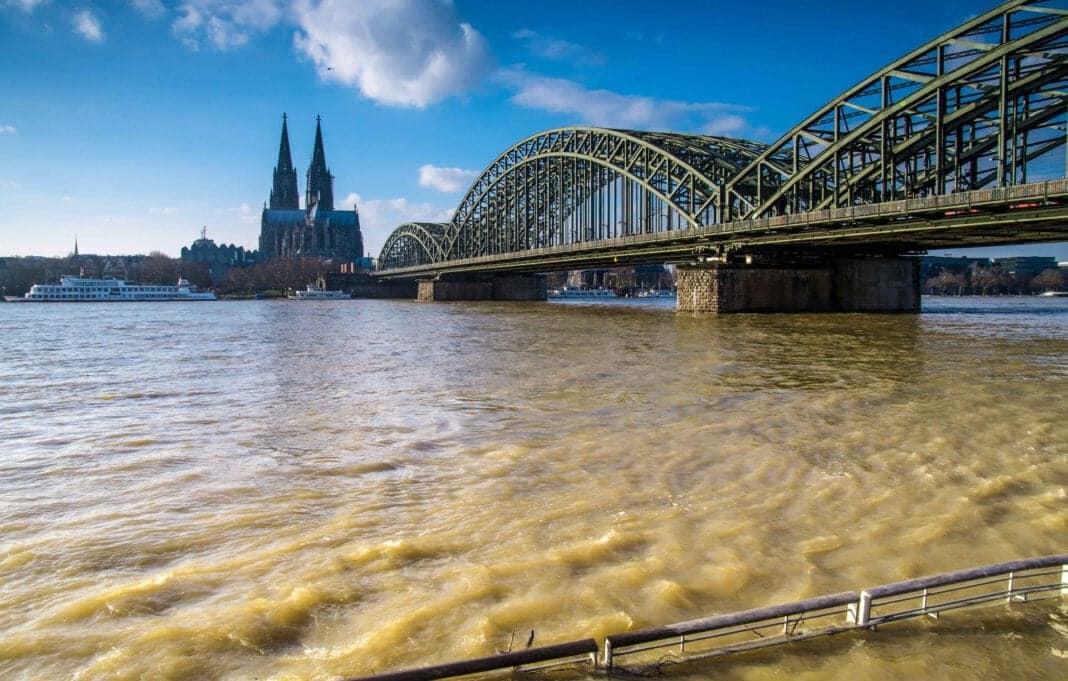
left=832, top=257, right=921, bottom=312
left=417, top=275, right=547, bottom=302
left=676, top=257, right=920, bottom=313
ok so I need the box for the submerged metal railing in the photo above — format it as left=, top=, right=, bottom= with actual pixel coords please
left=852, top=555, right=1068, bottom=628
left=606, top=553, right=1067, bottom=671
left=603, top=591, right=859, bottom=669
left=343, top=553, right=1067, bottom=681
left=339, top=640, right=598, bottom=681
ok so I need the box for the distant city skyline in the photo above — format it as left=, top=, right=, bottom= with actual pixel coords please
left=2, top=0, right=1066, bottom=262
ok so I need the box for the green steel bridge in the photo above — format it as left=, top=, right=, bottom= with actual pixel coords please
left=376, top=0, right=1068, bottom=298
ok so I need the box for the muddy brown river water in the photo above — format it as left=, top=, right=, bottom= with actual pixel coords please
left=0, top=296, right=1065, bottom=680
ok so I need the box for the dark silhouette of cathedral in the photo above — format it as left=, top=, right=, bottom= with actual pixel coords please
left=259, top=115, right=364, bottom=262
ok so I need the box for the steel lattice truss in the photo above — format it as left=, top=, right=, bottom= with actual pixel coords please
left=379, top=0, right=1068, bottom=271
left=378, top=222, right=448, bottom=269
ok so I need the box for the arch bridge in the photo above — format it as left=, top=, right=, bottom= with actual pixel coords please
left=378, top=0, right=1068, bottom=312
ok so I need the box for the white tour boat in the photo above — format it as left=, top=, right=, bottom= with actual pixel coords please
left=22, top=275, right=215, bottom=302
left=288, top=277, right=349, bottom=300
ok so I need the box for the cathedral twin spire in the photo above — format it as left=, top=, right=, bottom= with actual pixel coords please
left=260, top=114, right=362, bottom=262
left=269, top=113, right=333, bottom=212
left=306, top=116, right=334, bottom=212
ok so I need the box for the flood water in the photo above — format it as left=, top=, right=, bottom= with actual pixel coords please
left=0, top=296, right=1065, bottom=680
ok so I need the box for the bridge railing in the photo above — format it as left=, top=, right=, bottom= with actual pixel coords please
left=692, top=178, right=1068, bottom=239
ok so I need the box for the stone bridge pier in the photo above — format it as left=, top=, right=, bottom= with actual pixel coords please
left=677, top=256, right=920, bottom=313
left=417, top=274, right=547, bottom=302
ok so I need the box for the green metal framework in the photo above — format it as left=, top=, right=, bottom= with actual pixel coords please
left=723, top=0, right=1068, bottom=220
left=442, top=129, right=782, bottom=258
left=379, top=222, right=449, bottom=269
left=378, top=0, right=1068, bottom=271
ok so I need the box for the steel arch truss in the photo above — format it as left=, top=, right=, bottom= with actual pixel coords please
left=377, top=0, right=1068, bottom=270
left=723, top=0, right=1068, bottom=220
left=378, top=222, right=449, bottom=270
left=442, top=128, right=784, bottom=260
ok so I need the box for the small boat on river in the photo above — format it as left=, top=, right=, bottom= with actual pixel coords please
left=288, top=277, right=349, bottom=300
left=636, top=288, right=676, bottom=298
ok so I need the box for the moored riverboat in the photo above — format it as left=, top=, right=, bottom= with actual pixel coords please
left=22, top=275, right=215, bottom=301
left=548, top=286, right=616, bottom=298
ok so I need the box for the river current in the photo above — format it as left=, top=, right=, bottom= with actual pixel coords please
left=0, top=296, right=1065, bottom=680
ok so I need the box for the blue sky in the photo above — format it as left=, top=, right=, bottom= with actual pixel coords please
left=1, top=0, right=1065, bottom=261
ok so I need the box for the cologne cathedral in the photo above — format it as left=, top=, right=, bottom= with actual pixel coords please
left=259, top=115, right=364, bottom=262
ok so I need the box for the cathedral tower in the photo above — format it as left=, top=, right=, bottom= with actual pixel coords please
left=260, top=115, right=361, bottom=263
left=269, top=114, right=299, bottom=210
left=305, top=116, right=334, bottom=211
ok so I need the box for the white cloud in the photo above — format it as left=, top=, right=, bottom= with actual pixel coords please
left=418, top=164, right=477, bottom=193
left=0, top=124, right=16, bottom=134
left=213, top=202, right=261, bottom=226
left=173, top=0, right=283, bottom=50
left=72, top=8, right=104, bottom=42
left=123, top=0, right=494, bottom=108
left=1, top=0, right=46, bottom=12
left=502, top=68, right=753, bottom=133
left=149, top=206, right=177, bottom=214
left=512, top=29, right=603, bottom=66
left=129, top=0, right=165, bottom=20
left=293, top=0, right=493, bottom=107
left=701, top=114, right=747, bottom=136
left=339, top=191, right=453, bottom=255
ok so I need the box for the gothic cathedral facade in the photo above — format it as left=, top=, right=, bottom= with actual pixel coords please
left=259, top=115, right=364, bottom=262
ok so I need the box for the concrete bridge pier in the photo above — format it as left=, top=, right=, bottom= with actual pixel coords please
left=676, top=256, right=920, bottom=313
left=417, top=274, right=547, bottom=302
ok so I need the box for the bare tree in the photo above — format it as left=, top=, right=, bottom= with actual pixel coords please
left=134, top=252, right=181, bottom=284
left=1031, top=268, right=1066, bottom=293
left=926, top=269, right=966, bottom=295
left=971, top=266, right=999, bottom=295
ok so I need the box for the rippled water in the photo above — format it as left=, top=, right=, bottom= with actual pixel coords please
left=0, top=296, right=1065, bottom=680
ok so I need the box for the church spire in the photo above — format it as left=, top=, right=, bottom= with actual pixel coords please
left=306, top=115, right=334, bottom=211
left=269, top=113, right=299, bottom=210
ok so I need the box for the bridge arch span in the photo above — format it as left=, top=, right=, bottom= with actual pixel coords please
left=441, top=127, right=787, bottom=260
left=378, top=222, right=449, bottom=270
